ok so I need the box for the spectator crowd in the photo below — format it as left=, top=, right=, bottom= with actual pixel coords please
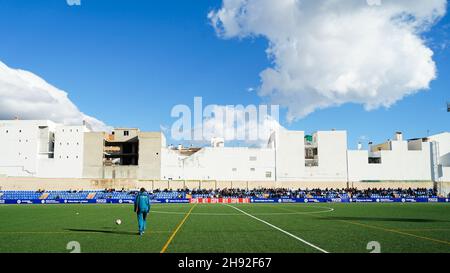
left=150, top=187, right=439, bottom=199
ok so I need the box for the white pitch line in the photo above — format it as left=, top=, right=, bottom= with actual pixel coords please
left=150, top=206, right=334, bottom=216
left=225, top=204, right=329, bottom=253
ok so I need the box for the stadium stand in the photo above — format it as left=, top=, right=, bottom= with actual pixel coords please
left=0, top=188, right=440, bottom=200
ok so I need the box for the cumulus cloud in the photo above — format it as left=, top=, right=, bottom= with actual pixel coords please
left=209, top=0, right=447, bottom=121
left=194, top=104, right=284, bottom=147
left=0, top=61, right=110, bottom=131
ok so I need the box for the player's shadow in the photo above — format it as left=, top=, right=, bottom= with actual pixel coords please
left=318, top=216, right=447, bottom=223
left=65, top=228, right=137, bottom=236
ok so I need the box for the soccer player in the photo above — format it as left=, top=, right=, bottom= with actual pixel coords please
left=134, top=188, right=151, bottom=236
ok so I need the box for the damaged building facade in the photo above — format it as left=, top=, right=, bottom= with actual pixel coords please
left=0, top=120, right=449, bottom=184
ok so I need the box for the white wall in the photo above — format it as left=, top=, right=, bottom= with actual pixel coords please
left=161, top=130, right=349, bottom=183
left=275, top=130, right=304, bottom=181
left=1, top=120, right=447, bottom=184
left=428, top=132, right=450, bottom=182
left=161, top=147, right=276, bottom=181
left=429, top=133, right=450, bottom=165
left=348, top=140, right=432, bottom=182
left=304, top=131, right=348, bottom=181
left=441, top=167, right=450, bottom=182
left=161, top=147, right=184, bottom=180
left=0, top=121, right=86, bottom=178
left=0, top=120, right=56, bottom=177
left=37, top=125, right=86, bottom=178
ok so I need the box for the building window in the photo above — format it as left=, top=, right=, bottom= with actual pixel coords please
left=249, top=156, right=257, bottom=161
left=369, top=157, right=382, bottom=164
left=250, top=168, right=255, bottom=172
left=232, top=168, right=237, bottom=172
left=305, top=147, right=319, bottom=167
left=265, top=171, right=272, bottom=178
left=124, top=131, right=129, bottom=136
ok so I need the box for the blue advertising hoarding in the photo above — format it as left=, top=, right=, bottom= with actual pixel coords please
left=0, top=197, right=448, bottom=204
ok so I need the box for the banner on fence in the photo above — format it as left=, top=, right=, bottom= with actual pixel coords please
left=0, top=197, right=448, bottom=204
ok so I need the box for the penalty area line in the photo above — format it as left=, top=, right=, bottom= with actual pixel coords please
left=225, top=204, right=329, bottom=253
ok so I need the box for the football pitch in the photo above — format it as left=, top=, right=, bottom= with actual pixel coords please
left=0, top=203, right=449, bottom=253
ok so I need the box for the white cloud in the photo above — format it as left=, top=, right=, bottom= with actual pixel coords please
left=209, top=0, right=447, bottom=121
left=66, top=0, right=81, bottom=6
left=193, top=105, right=284, bottom=147
left=0, top=61, right=110, bottom=131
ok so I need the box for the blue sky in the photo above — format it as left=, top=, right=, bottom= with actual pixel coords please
left=0, top=0, right=448, bottom=148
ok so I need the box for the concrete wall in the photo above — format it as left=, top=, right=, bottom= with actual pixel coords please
left=161, top=147, right=276, bottom=181
left=82, top=132, right=105, bottom=178
left=83, top=129, right=164, bottom=179
left=275, top=130, right=304, bottom=181
left=304, top=131, right=348, bottom=181
left=0, top=120, right=55, bottom=177
left=137, top=132, right=162, bottom=179
left=110, top=128, right=139, bottom=142
left=440, top=167, right=450, bottom=182
left=437, top=182, right=450, bottom=197
left=1, top=120, right=448, bottom=186
left=429, top=133, right=450, bottom=182
left=348, top=140, right=432, bottom=182
left=102, top=166, right=138, bottom=179
left=37, top=125, right=86, bottom=178
left=0, top=177, right=437, bottom=192
left=82, top=131, right=163, bottom=180
left=0, top=177, right=136, bottom=191
left=0, top=121, right=86, bottom=178
left=429, top=133, right=450, bottom=165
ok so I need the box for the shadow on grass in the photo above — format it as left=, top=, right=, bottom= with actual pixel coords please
left=65, top=228, right=138, bottom=236
left=318, top=216, right=447, bottom=223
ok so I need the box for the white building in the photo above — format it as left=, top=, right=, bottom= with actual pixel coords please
left=161, top=146, right=276, bottom=181
left=0, top=120, right=87, bottom=178
left=428, top=132, right=450, bottom=182
left=348, top=133, right=433, bottom=182
left=0, top=119, right=449, bottom=183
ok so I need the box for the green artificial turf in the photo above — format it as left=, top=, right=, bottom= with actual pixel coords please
left=0, top=203, right=449, bottom=253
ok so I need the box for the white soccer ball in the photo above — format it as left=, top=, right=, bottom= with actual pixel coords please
left=115, top=219, right=122, bottom=225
